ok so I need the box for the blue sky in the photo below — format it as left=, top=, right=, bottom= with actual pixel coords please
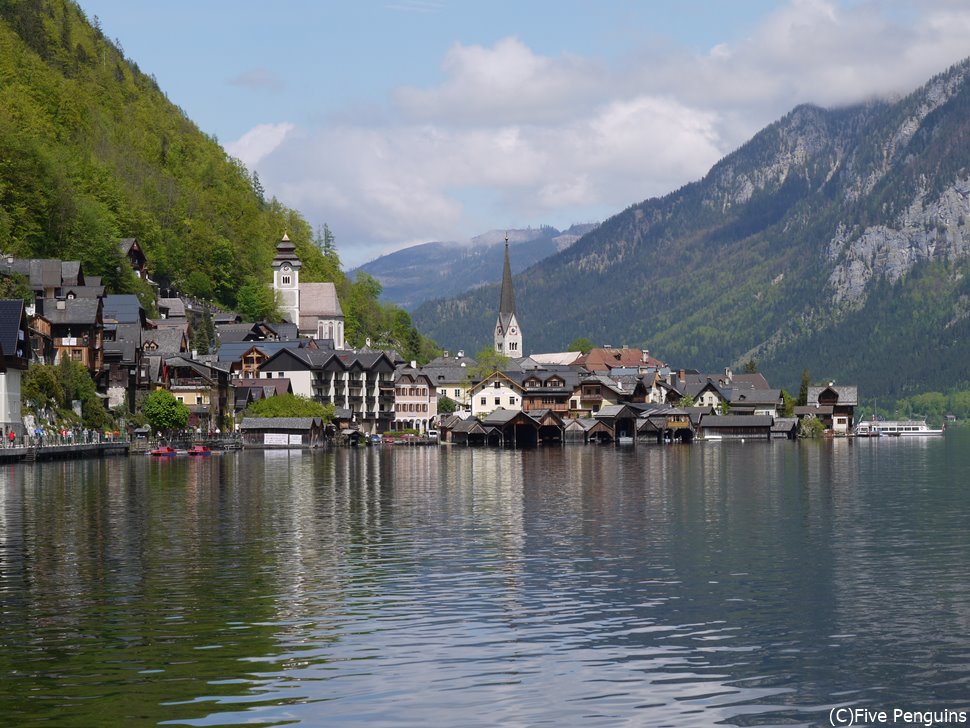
left=79, top=1, right=970, bottom=267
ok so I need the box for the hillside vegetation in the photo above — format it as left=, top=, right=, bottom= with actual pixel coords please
left=0, top=0, right=436, bottom=362
left=415, top=60, right=970, bottom=398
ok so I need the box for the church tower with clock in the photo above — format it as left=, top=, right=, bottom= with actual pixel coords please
left=272, top=233, right=302, bottom=325
left=494, top=234, right=523, bottom=357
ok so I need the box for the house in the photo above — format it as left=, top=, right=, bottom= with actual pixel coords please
left=0, top=299, right=31, bottom=437
left=258, top=348, right=397, bottom=434
left=569, top=373, right=645, bottom=417
left=805, top=385, right=858, bottom=433
left=120, top=238, right=149, bottom=281
left=217, top=340, right=313, bottom=379
left=729, top=388, right=783, bottom=416
left=593, top=404, right=644, bottom=443
left=469, top=371, right=525, bottom=417
left=45, top=298, right=104, bottom=375
left=563, top=417, right=613, bottom=444
left=239, top=417, right=326, bottom=448
left=519, top=366, right=584, bottom=416
left=394, top=368, right=437, bottom=433
left=159, top=356, right=232, bottom=432
left=421, top=350, right=477, bottom=413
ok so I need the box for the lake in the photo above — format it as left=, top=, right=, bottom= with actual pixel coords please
left=2, top=432, right=969, bottom=727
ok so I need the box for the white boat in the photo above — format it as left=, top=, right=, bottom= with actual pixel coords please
left=854, top=419, right=944, bottom=437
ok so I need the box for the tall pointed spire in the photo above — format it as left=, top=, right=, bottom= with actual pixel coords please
left=499, top=232, right=516, bottom=316
left=494, top=232, right=523, bottom=357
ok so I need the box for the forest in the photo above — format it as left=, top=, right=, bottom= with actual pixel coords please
left=0, top=0, right=438, bottom=363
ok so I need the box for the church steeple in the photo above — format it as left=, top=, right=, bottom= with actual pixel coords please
left=272, top=233, right=302, bottom=325
left=499, top=233, right=516, bottom=317
left=494, top=232, right=523, bottom=357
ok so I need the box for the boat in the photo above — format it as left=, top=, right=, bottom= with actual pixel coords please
left=854, top=419, right=944, bottom=437
left=149, top=445, right=178, bottom=456
left=187, top=445, right=213, bottom=456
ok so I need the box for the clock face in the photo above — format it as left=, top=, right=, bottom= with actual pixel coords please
left=282, top=264, right=291, bottom=272
left=510, top=327, right=517, bottom=334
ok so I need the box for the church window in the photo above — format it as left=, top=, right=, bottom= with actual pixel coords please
left=282, top=275, right=291, bottom=286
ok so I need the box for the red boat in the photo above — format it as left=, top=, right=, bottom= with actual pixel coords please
left=150, top=445, right=178, bottom=457
left=187, top=445, right=212, bottom=457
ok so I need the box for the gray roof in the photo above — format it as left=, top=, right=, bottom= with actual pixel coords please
left=808, top=385, right=858, bottom=406
left=61, top=261, right=82, bottom=286
left=217, top=339, right=309, bottom=364
left=102, top=294, right=144, bottom=324
left=63, top=286, right=104, bottom=298
left=729, top=388, right=781, bottom=406
left=158, top=297, right=186, bottom=318
left=0, top=299, right=26, bottom=360
left=700, top=415, right=774, bottom=428
left=216, top=323, right=262, bottom=343
left=142, top=327, right=186, bottom=354
left=240, top=417, right=323, bottom=431
left=103, top=339, right=138, bottom=363
left=44, top=298, right=100, bottom=325
left=299, top=281, right=343, bottom=319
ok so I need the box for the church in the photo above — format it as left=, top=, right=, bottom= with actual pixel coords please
left=271, top=234, right=345, bottom=347
left=493, top=235, right=523, bottom=357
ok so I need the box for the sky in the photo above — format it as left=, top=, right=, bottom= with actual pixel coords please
left=78, top=0, right=970, bottom=268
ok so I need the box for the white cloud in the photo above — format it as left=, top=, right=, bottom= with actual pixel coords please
left=225, top=122, right=295, bottom=168
left=246, top=0, right=970, bottom=267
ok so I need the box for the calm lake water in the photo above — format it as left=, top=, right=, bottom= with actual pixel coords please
left=2, top=432, right=970, bottom=727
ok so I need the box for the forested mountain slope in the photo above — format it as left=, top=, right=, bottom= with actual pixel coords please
left=415, top=59, right=970, bottom=397
left=0, top=0, right=434, bottom=360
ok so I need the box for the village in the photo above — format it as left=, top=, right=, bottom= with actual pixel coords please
left=0, top=235, right=858, bottom=452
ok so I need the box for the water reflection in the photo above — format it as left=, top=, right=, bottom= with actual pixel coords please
left=1, top=435, right=969, bottom=726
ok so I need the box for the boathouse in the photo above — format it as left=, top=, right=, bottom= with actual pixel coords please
left=239, top=417, right=326, bottom=448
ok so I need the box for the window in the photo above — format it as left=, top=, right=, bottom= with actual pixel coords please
left=454, top=389, right=461, bottom=397
left=494, top=397, right=501, bottom=406
left=480, top=397, right=486, bottom=405
left=196, top=396, right=203, bottom=405
left=494, top=381, right=501, bottom=389
left=509, top=397, right=517, bottom=406
left=509, top=342, right=517, bottom=351
left=177, top=396, right=184, bottom=403
left=282, top=275, right=291, bottom=285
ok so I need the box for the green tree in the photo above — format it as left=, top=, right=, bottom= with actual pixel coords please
left=798, top=369, right=810, bottom=407
left=799, top=416, right=825, bottom=438
left=781, top=389, right=796, bottom=417
left=437, top=395, right=458, bottom=414
left=0, top=273, right=34, bottom=304
left=142, top=388, right=189, bottom=435
left=741, top=359, right=759, bottom=373
left=236, top=276, right=279, bottom=322
left=467, top=347, right=509, bottom=382
left=568, top=337, right=594, bottom=354
left=243, top=393, right=334, bottom=420
left=676, top=395, right=696, bottom=408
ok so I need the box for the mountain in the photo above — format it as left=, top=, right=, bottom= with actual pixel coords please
left=414, top=59, right=970, bottom=398
left=352, top=224, right=597, bottom=310
left=0, top=0, right=434, bottom=362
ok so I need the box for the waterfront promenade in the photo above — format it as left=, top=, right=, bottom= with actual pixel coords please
left=0, top=441, right=129, bottom=463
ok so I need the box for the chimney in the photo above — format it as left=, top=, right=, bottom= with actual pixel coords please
left=725, top=367, right=733, bottom=382
left=679, top=370, right=685, bottom=382
left=410, top=360, right=417, bottom=369
left=443, top=349, right=450, bottom=358
left=191, top=349, right=197, bottom=359
left=642, top=349, right=649, bottom=363
left=457, top=349, right=464, bottom=358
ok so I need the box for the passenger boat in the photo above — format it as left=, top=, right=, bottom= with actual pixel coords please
left=854, top=419, right=944, bottom=437
left=187, top=445, right=213, bottom=456
left=149, top=445, right=178, bottom=456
